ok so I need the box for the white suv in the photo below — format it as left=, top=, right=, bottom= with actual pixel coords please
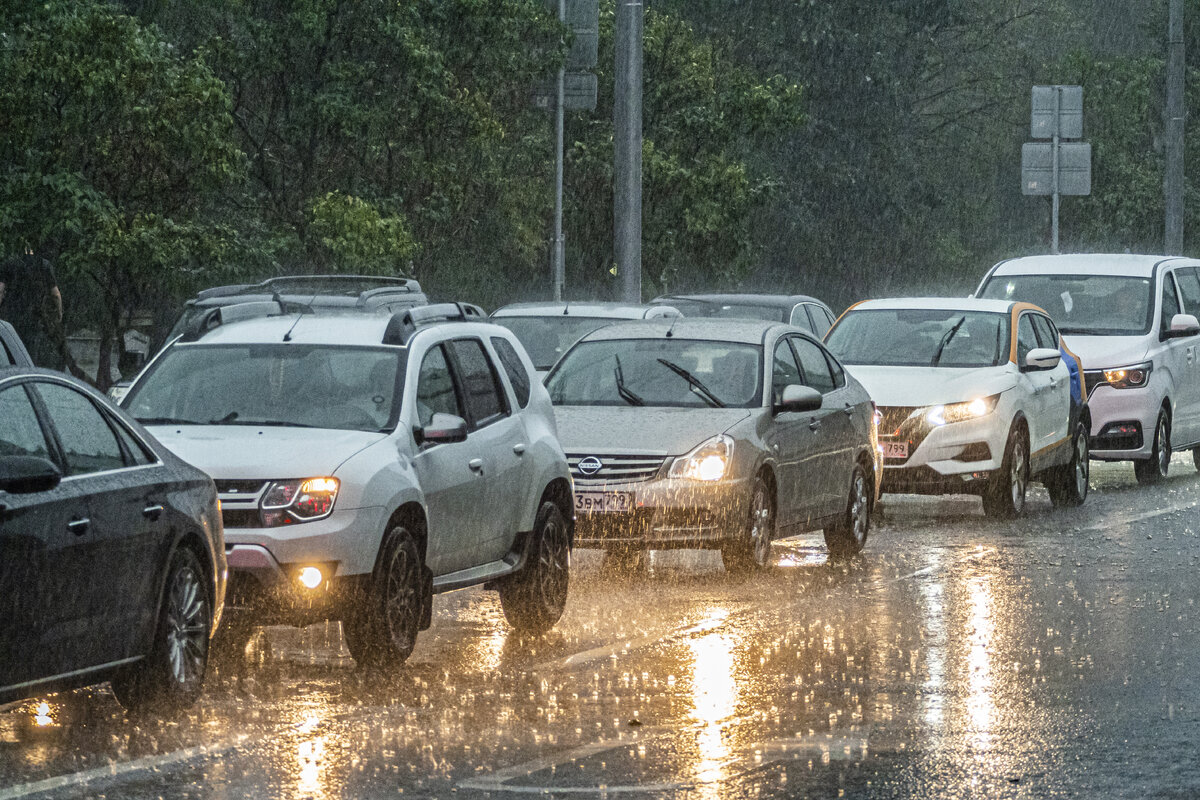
left=977, top=254, right=1200, bottom=483
left=121, top=303, right=573, bottom=667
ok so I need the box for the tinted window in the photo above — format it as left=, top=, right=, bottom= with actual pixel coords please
left=1031, top=314, right=1059, bottom=349
left=491, top=336, right=531, bottom=408
left=1176, top=267, right=1200, bottom=314
left=788, top=305, right=814, bottom=332
left=806, top=305, right=833, bottom=338
left=415, top=345, right=463, bottom=428
left=824, top=349, right=846, bottom=388
left=771, top=339, right=803, bottom=405
left=0, top=385, right=52, bottom=459
left=1017, top=315, right=1039, bottom=366
left=792, top=338, right=836, bottom=394
left=34, top=382, right=125, bottom=475
left=113, top=421, right=156, bottom=466
left=0, top=339, right=11, bottom=366
left=448, top=338, right=506, bottom=425
left=1162, top=274, right=1182, bottom=332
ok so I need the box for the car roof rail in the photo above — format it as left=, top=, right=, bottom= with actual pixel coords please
left=382, top=302, right=486, bottom=345
left=179, top=300, right=285, bottom=342
left=356, top=285, right=429, bottom=307
left=261, top=274, right=420, bottom=292
left=195, top=284, right=255, bottom=300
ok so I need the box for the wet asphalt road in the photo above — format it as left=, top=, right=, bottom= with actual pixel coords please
left=3, top=458, right=1200, bottom=799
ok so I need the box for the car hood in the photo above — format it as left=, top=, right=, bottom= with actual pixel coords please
left=845, top=365, right=1016, bottom=407
left=553, top=406, right=753, bottom=456
left=1059, top=334, right=1150, bottom=371
left=146, top=425, right=387, bottom=479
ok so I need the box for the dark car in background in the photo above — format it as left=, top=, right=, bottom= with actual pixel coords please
left=649, top=293, right=837, bottom=339
left=1, top=320, right=34, bottom=368
left=0, top=368, right=224, bottom=712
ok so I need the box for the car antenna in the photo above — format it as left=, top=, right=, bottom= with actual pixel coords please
left=562, top=301, right=570, bottom=316
left=283, top=293, right=317, bottom=342
left=665, top=313, right=680, bottom=338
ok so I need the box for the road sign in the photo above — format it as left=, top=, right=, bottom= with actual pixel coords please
left=533, top=72, right=598, bottom=111
left=544, top=0, right=598, bottom=71
left=1031, top=85, right=1083, bottom=139
left=1022, top=142, right=1092, bottom=196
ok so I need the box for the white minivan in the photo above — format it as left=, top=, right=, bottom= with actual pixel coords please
left=976, top=254, right=1200, bottom=483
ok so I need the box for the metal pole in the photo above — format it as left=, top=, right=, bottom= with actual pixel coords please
left=1166, top=0, right=1185, bottom=255
left=552, top=0, right=566, bottom=300
left=1052, top=87, right=1061, bottom=254
left=614, top=0, right=643, bottom=303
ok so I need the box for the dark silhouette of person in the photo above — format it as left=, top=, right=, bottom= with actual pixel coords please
left=0, top=249, right=65, bottom=370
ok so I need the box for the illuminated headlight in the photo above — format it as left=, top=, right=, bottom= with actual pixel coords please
left=924, top=394, right=1000, bottom=427
left=669, top=434, right=734, bottom=482
left=261, top=477, right=340, bottom=526
left=1103, top=362, right=1152, bottom=389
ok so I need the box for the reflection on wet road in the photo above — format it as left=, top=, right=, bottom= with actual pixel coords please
left=3, top=459, right=1200, bottom=799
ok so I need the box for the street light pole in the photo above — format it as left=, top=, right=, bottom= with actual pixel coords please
left=552, top=0, right=566, bottom=300
left=1165, top=0, right=1185, bottom=255
left=613, top=0, right=642, bottom=303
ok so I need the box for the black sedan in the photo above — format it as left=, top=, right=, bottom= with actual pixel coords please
left=0, top=368, right=225, bottom=712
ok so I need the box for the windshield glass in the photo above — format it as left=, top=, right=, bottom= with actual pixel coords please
left=826, top=309, right=1010, bottom=367
left=658, top=299, right=785, bottom=322
left=124, top=344, right=403, bottom=432
left=979, top=274, right=1154, bottom=335
left=490, top=316, right=621, bottom=370
left=546, top=338, right=762, bottom=408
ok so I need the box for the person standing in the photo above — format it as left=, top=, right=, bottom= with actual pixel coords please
left=0, top=249, right=65, bottom=370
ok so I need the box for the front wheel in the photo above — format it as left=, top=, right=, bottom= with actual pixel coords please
left=983, top=425, right=1029, bottom=518
left=111, top=548, right=211, bottom=713
left=499, top=501, right=571, bottom=634
left=343, top=525, right=423, bottom=669
left=824, top=464, right=872, bottom=559
left=1047, top=422, right=1089, bottom=507
left=721, top=476, right=774, bottom=573
left=1134, top=410, right=1171, bottom=484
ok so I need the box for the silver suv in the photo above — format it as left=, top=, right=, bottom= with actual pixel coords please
left=121, top=302, right=573, bottom=667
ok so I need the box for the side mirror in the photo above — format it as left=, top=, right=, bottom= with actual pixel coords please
left=417, top=413, right=469, bottom=446
left=1166, top=313, right=1200, bottom=339
left=775, top=384, right=822, bottom=414
left=0, top=456, right=62, bottom=494
left=1024, top=348, right=1061, bottom=371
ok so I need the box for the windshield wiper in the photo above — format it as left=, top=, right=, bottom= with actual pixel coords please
left=930, top=316, right=967, bottom=367
left=136, top=416, right=204, bottom=426
left=211, top=411, right=239, bottom=424
left=613, top=355, right=645, bottom=406
left=656, top=358, right=726, bottom=408
left=220, top=419, right=320, bottom=428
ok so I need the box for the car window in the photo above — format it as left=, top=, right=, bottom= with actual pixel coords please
left=0, top=385, right=52, bottom=460
left=1174, top=268, right=1200, bottom=316
left=0, top=339, right=12, bottom=366
left=112, top=420, right=156, bottom=466
left=771, top=338, right=804, bottom=405
left=1161, top=274, right=1182, bottom=333
left=447, top=338, right=507, bottom=426
left=1031, top=314, right=1058, bottom=349
left=791, top=337, right=836, bottom=394
left=788, top=305, right=814, bottom=333
left=491, top=336, right=531, bottom=408
left=806, top=305, right=833, bottom=339
left=1017, top=314, right=1039, bottom=366
left=823, top=347, right=846, bottom=388
left=33, top=382, right=126, bottom=475
left=415, top=345, right=464, bottom=429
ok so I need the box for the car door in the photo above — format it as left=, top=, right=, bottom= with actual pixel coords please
left=29, top=380, right=161, bottom=667
left=1030, top=312, right=1072, bottom=460
left=1015, top=312, right=1055, bottom=455
left=0, top=382, right=94, bottom=688
left=1157, top=271, right=1192, bottom=445
left=1170, top=267, right=1200, bottom=444
left=763, top=336, right=815, bottom=530
left=791, top=336, right=849, bottom=518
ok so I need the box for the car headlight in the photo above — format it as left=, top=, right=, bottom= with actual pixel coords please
left=1102, top=362, right=1152, bottom=389
left=260, top=477, right=339, bottom=525
left=924, top=394, right=1001, bottom=427
left=669, top=434, right=734, bottom=482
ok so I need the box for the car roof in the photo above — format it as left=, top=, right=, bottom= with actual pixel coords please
left=651, top=292, right=829, bottom=308
left=577, top=318, right=793, bottom=345
left=989, top=253, right=1200, bottom=278
left=849, top=297, right=1017, bottom=314
left=491, top=302, right=676, bottom=319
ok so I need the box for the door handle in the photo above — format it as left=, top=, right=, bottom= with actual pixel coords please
left=809, top=419, right=821, bottom=431
left=513, top=443, right=526, bottom=456
left=67, top=517, right=90, bottom=536
left=468, top=458, right=484, bottom=473
left=843, top=404, right=854, bottom=417
left=142, top=504, right=164, bottom=521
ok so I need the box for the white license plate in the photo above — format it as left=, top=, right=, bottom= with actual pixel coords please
left=575, top=491, right=634, bottom=514
left=882, top=441, right=909, bottom=460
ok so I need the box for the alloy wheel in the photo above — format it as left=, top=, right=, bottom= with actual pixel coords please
left=1010, top=438, right=1028, bottom=511
left=1073, top=430, right=1090, bottom=497
left=537, top=515, right=570, bottom=609
left=849, top=470, right=870, bottom=547
left=165, top=566, right=208, bottom=688
left=749, top=486, right=773, bottom=566
left=383, top=546, right=419, bottom=651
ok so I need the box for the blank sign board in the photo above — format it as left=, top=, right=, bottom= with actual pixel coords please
left=1021, top=142, right=1092, bottom=195
left=1031, top=85, right=1083, bottom=139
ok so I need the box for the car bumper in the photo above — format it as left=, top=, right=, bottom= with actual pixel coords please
left=573, top=475, right=752, bottom=549
left=881, top=412, right=1008, bottom=495
left=1084, top=385, right=1157, bottom=460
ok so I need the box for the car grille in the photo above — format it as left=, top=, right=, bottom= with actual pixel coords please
left=222, top=509, right=263, bottom=529
left=567, top=453, right=667, bottom=486
left=215, top=480, right=268, bottom=496
left=878, top=406, right=918, bottom=436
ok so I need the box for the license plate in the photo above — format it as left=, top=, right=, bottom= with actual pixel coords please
left=882, top=440, right=909, bottom=460
left=574, top=491, right=634, bottom=514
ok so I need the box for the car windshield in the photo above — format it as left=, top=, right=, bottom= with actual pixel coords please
left=826, top=309, right=1010, bottom=368
left=978, top=274, right=1154, bottom=336
left=546, top=338, right=762, bottom=408
left=124, top=344, right=404, bottom=432
left=659, top=299, right=785, bottom=322
left=490, top=316, right=622, bottom=370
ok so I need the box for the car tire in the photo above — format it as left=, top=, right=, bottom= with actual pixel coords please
left=824, top=463, right=872, bottom=559
left=720, top=475, right=774, bottom=573
left=983, top=424, right=1029, bottom=518
left=1134, top=410, right=1171, bottom=485
left=111, top=548, right=211, bottom=713
left=343, top=525, right=423, bottom=670
left=1047, top=421, right=1089, bottom=507
left=498, top=501, right=570, bottom=634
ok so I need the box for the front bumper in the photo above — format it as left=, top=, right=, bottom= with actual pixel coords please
left=573, top=475, right=751, bottom=549
left=1084, top=384, right=1159, bottom=460
left=879, top=409, right=1008, bottom=496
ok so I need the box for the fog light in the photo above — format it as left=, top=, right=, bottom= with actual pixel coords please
left=297, top=566, right=324, bottom=589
